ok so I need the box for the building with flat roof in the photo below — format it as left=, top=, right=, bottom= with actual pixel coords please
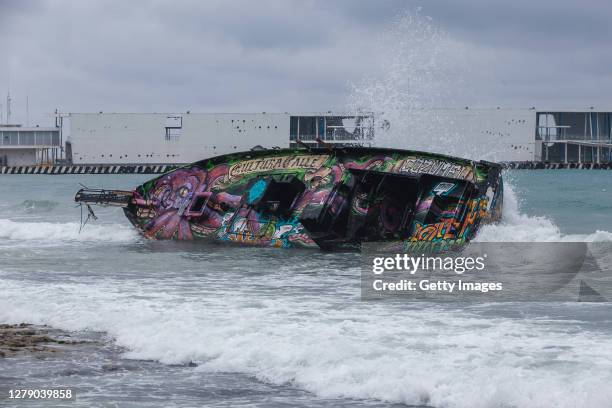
left=47, top=108, right=612, bottom=166
left=61, top=112, right=375, bottom=165
left=0, top=125, right=61, bottom=166
left=536, top=111, right=612, bottom=164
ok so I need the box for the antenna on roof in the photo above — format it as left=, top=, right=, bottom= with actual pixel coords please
left=6, top=69, right=11, bottom=124
left=6, top=92, right=11, bottom=124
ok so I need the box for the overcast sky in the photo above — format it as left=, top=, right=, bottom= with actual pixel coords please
left=1, top=0, right=611, bottom=126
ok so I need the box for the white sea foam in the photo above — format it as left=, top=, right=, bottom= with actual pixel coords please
left=2, top=180, right=609, bottom=406
left=0, top=218, right=138, bottom=243
left=476, top=182, right=612, bottom=243
left=1, top=277, right=612, bottom=408
left=1, top=179, right=610, bottom=407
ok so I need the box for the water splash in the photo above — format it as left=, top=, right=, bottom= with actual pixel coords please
left=477, top=180, right=612, bottom=243
left=346, top=9, right=612, bottom=242
left=348, top=8, right=468, bottom=156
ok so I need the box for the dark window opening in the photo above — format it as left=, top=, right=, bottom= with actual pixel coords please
left=248, top=175, right=306, bottom=218
left=299, top=170, right=420, bottom=247
left=343, top=170, right=418, bottom=242
left=347, top=170, right=418, bottom=241
left=188, top=194, right=210, bottom=215
left=412, top=175, right=473, bottom=235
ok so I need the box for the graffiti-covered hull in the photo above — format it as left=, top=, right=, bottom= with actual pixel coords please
left=75, top=147, right=503, bottom=250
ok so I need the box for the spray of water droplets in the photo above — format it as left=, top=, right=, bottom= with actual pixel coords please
left=347, top=9, right=470, bottom=156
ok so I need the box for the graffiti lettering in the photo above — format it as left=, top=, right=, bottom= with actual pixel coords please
left=228, top=155, right=329, bottom=180
left=397, top=158, right=473, bottom=180
left=412, top=219, right=460, bottom=241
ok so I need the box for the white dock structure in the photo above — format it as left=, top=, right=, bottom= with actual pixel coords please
left=2, top=108, right=612, bottom=172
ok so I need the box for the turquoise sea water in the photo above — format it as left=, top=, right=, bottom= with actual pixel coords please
left=507, top=170, right=612, bottom=235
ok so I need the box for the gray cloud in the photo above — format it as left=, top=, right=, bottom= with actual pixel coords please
left=0, top=0, right=610, bottom=126
left=426, top=0, right=612, bottom=48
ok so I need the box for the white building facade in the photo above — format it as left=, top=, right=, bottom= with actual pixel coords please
left=0, top=125, right=61, bottom=166
left=64, top=112, right=375, bottom=165
left=58, top=109, right=612, bottom=165
left=65, top=113, right=290, bottom=164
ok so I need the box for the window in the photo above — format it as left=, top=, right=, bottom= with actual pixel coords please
left=20, top=132, right=35, bottom=145
left=188, top=193, right=210, bottom=215
left=165, top=116, right=183, bottom=141
left=248, top=175, right=306, bottom=218
left=300, top=117, right=316, bottom=140
left=325, top=115, right=374, bottom=141
left=35, top=132, right=52, bottom=145
left=5, top=131, right=18, bottom=145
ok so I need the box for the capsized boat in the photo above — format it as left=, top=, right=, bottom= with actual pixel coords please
left=75, top=147, right=503, bottom=250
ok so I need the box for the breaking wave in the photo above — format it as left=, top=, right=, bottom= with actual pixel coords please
left=476, top=182, right=612, bottom=243
left=2, top=276, right=612, bottom=408
left=1, top=180, right=611, bottom=408
left=0, top=219, right=139, bottom=243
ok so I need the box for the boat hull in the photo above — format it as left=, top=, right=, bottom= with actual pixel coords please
left=113, top=147, right=503, bottom=250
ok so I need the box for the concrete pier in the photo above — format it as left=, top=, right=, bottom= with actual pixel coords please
left=502, top=162, right=612, bottom=170
left=0, top=164, right=181, bottom=175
